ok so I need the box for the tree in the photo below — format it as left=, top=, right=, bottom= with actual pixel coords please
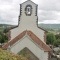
left=0, top=34, right=2, bottom=43
left=0, top=32, right=8, bottom=43
left=55, top=34, right=60, bottom=39
left=46, top=33, right=56, bottom=45
left=54, top=39, right=60, bottom=47
left=3, top=27, right=9, bottom=33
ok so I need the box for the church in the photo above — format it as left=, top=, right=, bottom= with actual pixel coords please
left=2, top=0, right=51, bottom=60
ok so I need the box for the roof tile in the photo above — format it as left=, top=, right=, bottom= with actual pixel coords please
left=2, top=30, right=51, bottom=52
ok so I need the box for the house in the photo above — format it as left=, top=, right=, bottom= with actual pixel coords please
left=2, top=0, right=51, bottom=60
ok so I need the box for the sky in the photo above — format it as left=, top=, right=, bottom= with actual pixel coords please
left=0, top=0, right=60, bottom=25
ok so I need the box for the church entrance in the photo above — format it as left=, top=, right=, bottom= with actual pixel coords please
left=18, top=47, right=39, bottom=60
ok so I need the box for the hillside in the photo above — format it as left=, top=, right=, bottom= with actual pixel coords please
left=0, top=23, right=60, bottom=34
left=0, top=24, right=16, bottom=28
left=0, top=24, right=17, bottom=32
left=38, top=24, right=60, bottom=30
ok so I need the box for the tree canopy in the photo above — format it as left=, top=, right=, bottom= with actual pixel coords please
left=0, top=32, right=8, bottom=43
left=46, top=32, right=60, bottom=47
left=46, top=33, right=56, bottom=45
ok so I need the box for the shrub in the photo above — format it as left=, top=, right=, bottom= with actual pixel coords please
left=0, top=48, right=28, bottom=60
left=46, top=33, right=56, bottom=45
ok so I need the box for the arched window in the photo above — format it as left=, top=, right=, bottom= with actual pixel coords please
left=25, top=5, right=32, bottom=16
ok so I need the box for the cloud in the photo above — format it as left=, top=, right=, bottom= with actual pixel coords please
left=38, top=10, right=60, bottom=21
left=38, top=0, right=60, bottom=11
left=0, top=0, right=60, bottom=25
left=0, top=0, right=20, bottom=25
left=38, top=20, right=60, bottom=24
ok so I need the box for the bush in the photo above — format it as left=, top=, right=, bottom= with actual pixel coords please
left=46, top=33, right=56, bottom=45
left=54, top=39, right=60, bottom=47
left=55, top=34, right=60, bottom=39
left=0, top=32, right=8, bottom=43
left=0, top=48, right=28, bottom=60
left=3, top=28, right=9, bottom=33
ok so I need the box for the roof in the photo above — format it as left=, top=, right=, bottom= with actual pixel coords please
left=2, top=30, right=51, bottom=52
left=21, top=0, right=38, bottom=6
left=9, top=24, right=47, bottom=32
left=38, top=26, right=48, bottom=32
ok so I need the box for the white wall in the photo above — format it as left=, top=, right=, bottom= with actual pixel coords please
left=9, top=1, right=48, bottom=60
left=21, top=0, right=37, bottom=17
left=11, top=24, right=45, bottom=42
left=10, top=0, right=45, bottom=42
left=10, top=35, right=48, bottom=60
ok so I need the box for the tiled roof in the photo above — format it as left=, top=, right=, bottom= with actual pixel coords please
left=27, top=31, right=51, bottom=52
left=2, top=30, right=51, bottom=52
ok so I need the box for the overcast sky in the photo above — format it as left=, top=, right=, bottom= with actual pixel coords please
left=0, top=0, right=60, bottom=25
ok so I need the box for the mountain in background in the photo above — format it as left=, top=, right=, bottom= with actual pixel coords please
left=38, top=24, right=60, bottom=31
left=0, top=24, right=17, bottom=32
left=0, top=24, right=17, bottom=28
left=0, top=23, right=60, bottom=33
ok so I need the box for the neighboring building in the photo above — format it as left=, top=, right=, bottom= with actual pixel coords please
left=2, top=0, right=51, bottom=60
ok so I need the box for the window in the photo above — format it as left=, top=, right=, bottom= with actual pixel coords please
left=25, top=5, right=32, bottom=16
left=27, top=7, right=31, bottom=14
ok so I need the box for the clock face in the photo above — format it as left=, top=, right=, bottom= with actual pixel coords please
left=25, top=5, right=32, bottom=16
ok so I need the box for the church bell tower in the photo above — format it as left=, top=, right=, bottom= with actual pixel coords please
left=18, top=0, right=38, bottom=27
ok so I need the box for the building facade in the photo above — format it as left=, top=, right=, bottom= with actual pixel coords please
left=3, top=0, right=51, bottom=60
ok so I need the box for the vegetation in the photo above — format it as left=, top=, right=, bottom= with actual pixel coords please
left=55, top=34, right=60, bottom=39
left=38, top=24, right=60, bottom=30
left=0, top=32, right=8, bottom=43
left=18, top=48, right=30, bottom=59
left=46, top=33, right=56, bottom=45
left=3, top=27, right=9, bottom=33
left=0, top=48, right=28, bottom=60
left=54, top=34, right=60, bottom=47
left=0, top=24, right=11, bottom=43
left=46, top=32, right=60, bottom=47
left=18, top=47, right=39, bottom=60
left=0, top=24, right=60, bottom=47
left=54, top=39, right=60, bottom=47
